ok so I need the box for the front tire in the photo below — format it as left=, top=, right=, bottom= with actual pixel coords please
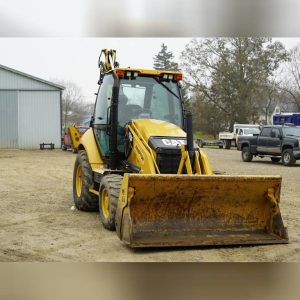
left=242, top=146, right=253, bottom=162
left=73, top=150, right=98, bottom=211
left=282, top=149, right=296, bottom=166
left=99, top=174, right=122, bottom=231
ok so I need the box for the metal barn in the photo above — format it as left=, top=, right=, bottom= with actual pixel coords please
left=0, top=64, right=64, bottom=149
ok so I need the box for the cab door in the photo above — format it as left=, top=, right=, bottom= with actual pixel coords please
left=93, top=74, right=114, bottom=159
left=257, top=127, right=271, bottom=153
left=267, top=128, right=281, bottom=154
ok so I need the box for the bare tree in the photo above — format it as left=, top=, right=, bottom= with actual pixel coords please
left=280, top=45, right=300, bottom=111
left=259, top=79, right=281, bottom=124
left=52, top=80, right=87, bottom=130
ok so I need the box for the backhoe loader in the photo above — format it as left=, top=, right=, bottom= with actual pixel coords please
left=63, top=125, right=89, bottom=153
left=73, top=49, right=288, bottom=247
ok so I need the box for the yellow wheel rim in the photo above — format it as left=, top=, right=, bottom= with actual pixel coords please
left=75, top=165, right=83, bottom=197
left=101, top=188, right=109, bottom=219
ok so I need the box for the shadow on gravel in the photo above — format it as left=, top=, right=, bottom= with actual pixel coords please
left=129, top=243, right=278, bottom=254
left=249, top=160, right=300, bottom=167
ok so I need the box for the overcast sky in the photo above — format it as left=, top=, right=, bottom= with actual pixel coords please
left=0, top=38, right=299, bottom=104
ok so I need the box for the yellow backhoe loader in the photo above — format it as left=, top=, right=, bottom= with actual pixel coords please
left=67, top=125, right=89, bottom=153
left=73, top=49, right=288, bottom=247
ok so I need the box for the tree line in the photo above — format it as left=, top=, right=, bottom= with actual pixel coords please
left=153, top=39, right=300, bottom=138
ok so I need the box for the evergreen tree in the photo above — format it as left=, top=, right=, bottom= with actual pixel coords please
left=153, top=43, right=178, bottom=70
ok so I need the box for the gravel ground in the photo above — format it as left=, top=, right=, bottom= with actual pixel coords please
left=0, top=148, right=299, bottom=262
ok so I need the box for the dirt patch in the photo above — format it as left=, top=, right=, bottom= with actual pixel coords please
left=0, top=148, right=299, bottom=261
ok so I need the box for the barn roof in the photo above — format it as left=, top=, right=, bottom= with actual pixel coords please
left=0, top=64, right=65, bottom=90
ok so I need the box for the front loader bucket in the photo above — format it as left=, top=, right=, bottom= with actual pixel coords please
left=115, top=174, right=288, bottom=248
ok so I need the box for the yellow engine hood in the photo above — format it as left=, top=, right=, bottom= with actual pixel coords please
left=131, top=119, right=186, bottom=140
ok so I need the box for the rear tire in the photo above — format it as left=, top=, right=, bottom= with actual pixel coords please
left=224, top=139, right=231, bottom=149
left=271, top=157, right=281, bottom=163
left=242, top=146, right=253, bottom=162
left=73, top=150, right=98, bottom=211
left=99, top=174, right=122, bottom=231
left=282, top=149, right=296, bottom=166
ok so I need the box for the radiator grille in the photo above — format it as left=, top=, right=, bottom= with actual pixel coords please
left=156, top=148, right=182, bottom=174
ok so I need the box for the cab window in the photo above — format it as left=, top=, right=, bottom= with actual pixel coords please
left=94, top=74, right=114, bottom=125
left=271, top=128, right=280, bottom=138
left=260, top=127, right=272, bottom=137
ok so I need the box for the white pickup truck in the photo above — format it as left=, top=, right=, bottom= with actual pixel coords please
left=218, top=124, right=261, bottom=149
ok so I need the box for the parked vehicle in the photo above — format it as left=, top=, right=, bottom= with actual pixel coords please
left=235, top=127, right=261, bottom=144
left=237, top=125, right=300, bottom=166
left=62, top=125, right=89, bottom=152
left=273, top=113, right=300, bottom=126
left=196, top=139, right=224, bottom=148
left=218, top=124, right=261, bottom=149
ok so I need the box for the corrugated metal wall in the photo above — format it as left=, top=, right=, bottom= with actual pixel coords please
left=0, top=68, right=58, bottom=91
left=0, top=91, right=18, bottom=148
left=18, top=91, right=61, bottom=149
left=0, top=66, right=62, bottom=149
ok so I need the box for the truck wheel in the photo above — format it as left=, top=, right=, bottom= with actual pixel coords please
left=282, top=149, right=296, bottom=166
left=271, top=157, right=281, bottom=163
left=197, top=140, right=204, bottom=148
left=73, top=150, right=99, bottom=211
left=242, top=146, right=253, bottom=162
left=99, top=174, right=122, bottom=231
left=224, top=140, right=231, bottom=149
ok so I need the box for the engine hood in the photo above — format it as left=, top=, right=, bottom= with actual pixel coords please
left=131, top=119, right=186, bottom=141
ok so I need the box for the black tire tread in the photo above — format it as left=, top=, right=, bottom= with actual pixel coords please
left=73, top=150, right=98, bottom=211
left=242, top=146, right=253, bottom=162
left=99, top=174, right=122, bottom=231
left=282, top=148, right=296, bottom=166
left=224, top=139, right=231, bottom=149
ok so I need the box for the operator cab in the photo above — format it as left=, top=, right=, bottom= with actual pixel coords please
left=93, top=69, right=184, bottom=159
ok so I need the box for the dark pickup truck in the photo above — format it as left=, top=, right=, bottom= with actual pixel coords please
left=237, top=125, right=300, bottom=166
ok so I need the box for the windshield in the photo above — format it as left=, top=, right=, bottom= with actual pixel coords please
left=282, top=127, right=300, bottom=137
left=118, top=76, right=183, bottom=127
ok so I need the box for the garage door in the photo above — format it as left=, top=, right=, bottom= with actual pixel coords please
left=18, top=91, right=61, bottom=149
